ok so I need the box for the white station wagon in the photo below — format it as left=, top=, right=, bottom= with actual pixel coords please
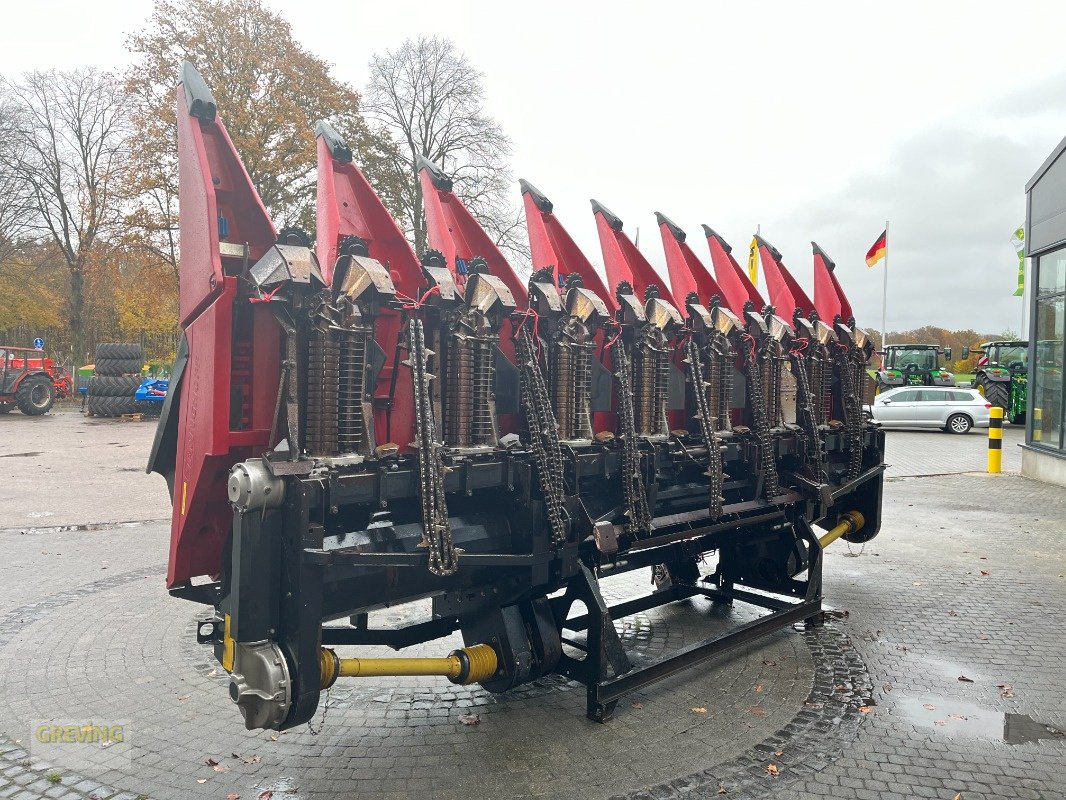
left=866, top=386, right=992, bottom=434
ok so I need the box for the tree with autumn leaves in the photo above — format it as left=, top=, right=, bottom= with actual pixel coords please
left=0, top=0, right=522, bottom=365
left=122, top=0, right=404, bottom=269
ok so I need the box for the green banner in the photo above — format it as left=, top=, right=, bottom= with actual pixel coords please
left=1011, top=226, right=1025, bottom=297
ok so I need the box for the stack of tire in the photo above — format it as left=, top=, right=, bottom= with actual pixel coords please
left=87, top=343, right=152, bottom=417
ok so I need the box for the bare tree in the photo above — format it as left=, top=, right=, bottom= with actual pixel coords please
left=0, top=93, right=35, bottom=272
left=1, top=69, right=128, bottom=361
left=365, top=36, right=525, bottom=263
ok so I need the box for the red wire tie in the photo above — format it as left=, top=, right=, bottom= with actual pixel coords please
left=248, top=285, right=283, bottom=304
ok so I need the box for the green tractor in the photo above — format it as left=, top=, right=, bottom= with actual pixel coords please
left=974, top=340, right=1028, bottom=424
left=874, top=343, right=956, bottom=394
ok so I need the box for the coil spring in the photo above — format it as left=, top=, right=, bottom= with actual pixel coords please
left=634, top=327, right=670, bottom=437
left=444, top=312, right=496, bottom=449
left=551, top=320, right=594, bottom=440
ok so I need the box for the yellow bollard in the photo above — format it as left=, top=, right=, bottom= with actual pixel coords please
left=987, top=407, right=1003, bottom=473
left=1033, top=407, right=1042, bottom=442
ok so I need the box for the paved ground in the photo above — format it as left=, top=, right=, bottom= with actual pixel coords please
left=883, top=425, right=1024, bottom=478
left=0, top=412, right=1060, bottom=799
left=0, top=409, right=165, bottom=530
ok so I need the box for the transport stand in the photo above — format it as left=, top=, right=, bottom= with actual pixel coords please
left=552, top=514, right=827, bottom=722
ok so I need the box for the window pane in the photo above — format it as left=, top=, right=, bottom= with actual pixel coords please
left=1038, top=250, right=1066, bottom=295
left=1032, top=294, right=1064, bottom=448
left=893, top=390, right=918, bottom=402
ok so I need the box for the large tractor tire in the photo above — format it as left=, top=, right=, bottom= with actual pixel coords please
left=135, top=399, right=162, bottom=417
left=87, top=375, right=142, bottom=397
left=978, top=377, right=1010, bottom=414
left=87, top=395, right=140, bottom=417
left=15, top=374, right=55, bottom=416
left=0, top=402, right=13, bottom=414
left=95, top=357, right=144, bottom=377
left=95, top=342, right=144, bottom=361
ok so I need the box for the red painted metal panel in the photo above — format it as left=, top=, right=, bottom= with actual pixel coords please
left=168, top=78, right=280, bottom=587
left=657, top=214, right=724, bottom=309
left=592, top=202, right=672, bottom=306
left=811, top=242, right=853, bottom=324
left=756, top=235, right=815, bottom=320
left=419, top=166, right=526, bottom=306
left=703, top=227, right=765, bottom=315
left=316, top=135, right=418, bottom=451
left=521, top=181, right=617, bottom=433
left=521, top=181, right=613, bottom=309
left=176, top=86, right=274, bottom=327
left=418, top=160, right=524, bottom=435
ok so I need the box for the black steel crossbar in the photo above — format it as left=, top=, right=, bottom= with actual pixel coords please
left=562, top=584, right=701, bottom=633
left=829, top=462, right=887, bottom=501
left=320, top=615, right=459, bottom=648
left=303, top=548, right=552, bottom=568
left=590, top=597, right=820, bottom=706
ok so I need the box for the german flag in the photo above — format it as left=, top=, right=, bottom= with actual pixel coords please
left=866, top=229, right=887, bottom=268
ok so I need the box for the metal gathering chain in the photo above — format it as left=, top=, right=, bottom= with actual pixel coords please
left=808, top=344, right=830, bottom=427
left=705, top=333, right=735, bottom=433
left=306, top=330, right=340, bottom=457
left=405, top=317, right=458, bottom=575
left=833, top=345, right=864, bottom=481
left=744, top=341, right=780, bottom=500
left=685, top=337, right=724, bottom=518
left=516, top=328, right=567, bottom=547
left=612, top=338, right=652, bottom=537
left=712, top=335, right=735, bottom=432
left=762, top=342, right=783, bottom=430
left=790, top=347, right=827, bottom=483
left=337, top=326, right=369, bottom=455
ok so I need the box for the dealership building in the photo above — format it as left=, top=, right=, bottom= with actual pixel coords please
left=1023, top=137, right=1066, bottom=485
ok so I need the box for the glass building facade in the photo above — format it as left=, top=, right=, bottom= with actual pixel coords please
left=1025, top=136, right=1066, bottom=477
left=1030, top=249, right=1064, bottom=450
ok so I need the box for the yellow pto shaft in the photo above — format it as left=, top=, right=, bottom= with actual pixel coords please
left=817, top=510, right=866, bottom=549
left=320, top=643, right=498, bottom=690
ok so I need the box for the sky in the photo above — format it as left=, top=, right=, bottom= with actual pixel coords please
left=3, top=0, right=1066, bottom=335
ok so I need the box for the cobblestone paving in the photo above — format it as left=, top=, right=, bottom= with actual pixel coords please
left=883, top=425, right=1023, bottom=477
left=0, top=422, right=1062, bottom=799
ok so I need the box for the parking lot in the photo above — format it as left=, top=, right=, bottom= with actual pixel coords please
left=0, top=412, right=1060, bottom=800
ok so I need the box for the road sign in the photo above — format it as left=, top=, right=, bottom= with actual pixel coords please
left=33, top=338, right=44, bottom=350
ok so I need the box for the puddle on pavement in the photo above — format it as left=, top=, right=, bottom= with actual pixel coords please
left=254, top=776, right=301, bottom=798
left=900, top=697, right=1065, bottom=744
left=0, top=451, right=42, bottom=457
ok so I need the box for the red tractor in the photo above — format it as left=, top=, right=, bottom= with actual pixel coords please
left=0, top=346, right=62, bottom=415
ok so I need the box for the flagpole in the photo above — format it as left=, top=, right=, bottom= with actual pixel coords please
left=881, top=220, right=889, bottom=349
